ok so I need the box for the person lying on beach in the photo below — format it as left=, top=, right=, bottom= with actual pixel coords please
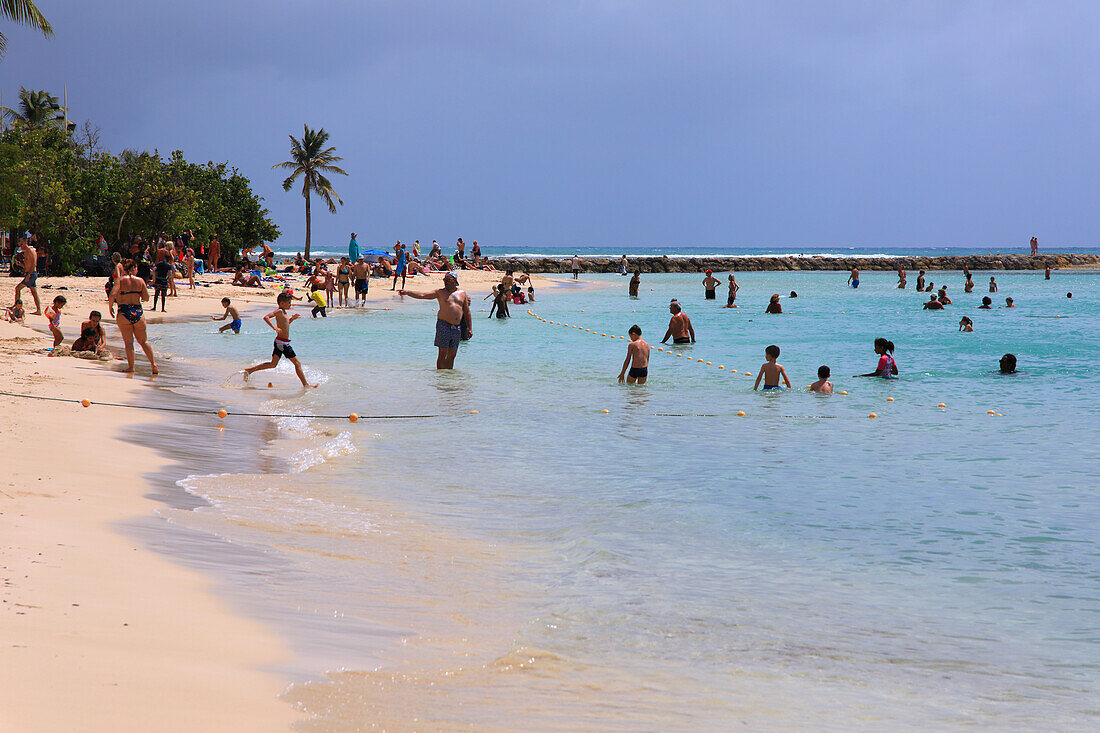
left=702, top=270, right=720, bottom=300
left=661, top=301, right=695, bottom=344
left=959, top=316, right=973, bottom=332
left=80, top=311, right=107, bottom=351
left=45, top=296, right=66, bottom=348
left=854, top=338, right=898, bottom=378
left=979, top=296, right=993, bottom=309
left=724, top=274, right=739, bottom=308
left=243, top=292, right=316, bottom=388
left=5, top=299, right=25, bottom=324
left=809, top=365, right=833, bottom=394
left=212, top=298, right=242, bottom=333
left=232, top=266, right=263, bottom=288
left=398, top=272, right=472, bottom=370
left=1002, top=297, right=1015, bottom=308
left=765, top=294, right=783, bottom=314
left=923, top=295, right=944, bottom=310
left=754, top=345, right=791, bottom=391
left=989, top=276, right=998, bottom=292
left=999, top=353, right=1017, bottom=374
left=618, top=324, right=650, bottom=384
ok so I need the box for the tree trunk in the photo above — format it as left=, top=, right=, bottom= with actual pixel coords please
left=303, top=191, right=312, bottom=260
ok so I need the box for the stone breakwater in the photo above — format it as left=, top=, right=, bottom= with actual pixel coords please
left=488, top=253, right=1100, bottom=274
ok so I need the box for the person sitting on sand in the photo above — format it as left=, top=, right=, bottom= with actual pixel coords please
left=44, top=295, right=66, bottom=348
left=999, top=353, right=1017, bottom=374
left=959, top=316, right=973, bottom=332
left=923, top=295, right=944, bottom=310
left=71, top=326, right=107, bottom=356
left=661, top=301, right=695, bottom=344
left=5, top=299, right=25, bottom=324
left=854, top=338, right=898, bottom=378
left=232, top=265, right=264, bottom=288
left=989, top=276, right=998, bottom=292
left=618, top=324, right=650, bottom=384
left=79, top=311, right=107, bottom=351
left=243, top=292, right=316, bottom=388
left=754, top=344, right=792, bottom=391
left=702, top=270, right=720, bottom=300
left=398, top=272, right=473, bottom=370
left=212, top=297, right=242, bottom=333
left=979, top=296, right=993, bottom=309
left=765, top=293, right=783, bottom=314
left=809, top=365, right=833, bottom=394
left=1003, top=297, right=1015, bottom=308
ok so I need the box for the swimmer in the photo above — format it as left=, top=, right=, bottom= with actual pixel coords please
left=789, top=291, right=798, bottom=298
left=848, top=267, right=860, bottom=289
left=753, top=344, right=791, bottom=391
left=1002, top=297, right=1015, bottom=308
left=999, top=353, right=1017, bottom=374
left=958, top=316, right=973, bottom=332
left=44, top=295, right=66, bottom=348
left=809, top=365, right=833, bottom=394
left=925, top=280, right=935, bottom=293
left=212, top=297, right=242, bottom=333
left=765, top=293, right=782, bottom=314
left=897, top=268, right=906, bottom=289
left=661, top=300, right=695, bottom=345
left=916, top=270, right=926, bottom=292
left=702, top=270, right=720, bottom=300
left=989, top=276, right=998, bottom=293
left=527, top=285, right=535, bottom=302
left=854, top=337, right=898, bottom=378
left=979, top=296, right=992, bottom=309
left=1067, top=292, right=1073, bottom=298
left=629, top=270, right=640, bottom=298
left=243, top=292, right=316, bottom=387
left=723, top=274, right=739, bottom=308
left=923, top=295, right=944, bottom=310
left=618, top=324, right=650, bottom=384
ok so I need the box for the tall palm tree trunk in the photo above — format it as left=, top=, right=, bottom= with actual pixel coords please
left=304, top=191, right=312, bottom=260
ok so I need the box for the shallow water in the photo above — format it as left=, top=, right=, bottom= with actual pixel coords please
left=157, top=270, right=1099, bottom=731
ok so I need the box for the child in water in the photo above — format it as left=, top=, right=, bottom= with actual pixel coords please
left=809, top=365, right=833, bottom=394
left=958, top=316, right=973, bottom=332
left=855, top=338, right=898, bottom=378
left=243, top=292, right=316, bottom=388
left=212, top=297, right=242, bottom=333
left=753, top=345, right=791, bottom=391
left=309, top=285, right=327, bottom=318
left=617, top=324, right=650, bottom=384
left=45, top=295, right=66, bottom=348
left=765, top=294, right=782, bottom=314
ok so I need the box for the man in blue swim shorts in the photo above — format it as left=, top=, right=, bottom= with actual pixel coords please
left=848, top=266, right=860, bottom=288
left=14, top=239, right=42, bottom=315
left=399, top=272, right=472, bottom=369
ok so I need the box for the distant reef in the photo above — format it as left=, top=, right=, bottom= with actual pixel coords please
left=488, top=253, right=1100, bottom=274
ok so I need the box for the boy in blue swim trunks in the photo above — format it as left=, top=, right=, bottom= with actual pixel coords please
left=754, top=345, right=792, bottom=391
left=212, top=297, right=242, bottom=333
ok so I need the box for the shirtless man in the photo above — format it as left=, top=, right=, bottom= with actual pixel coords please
left=702, top=270, right=721, bottom=300
left=352, top=257, right=371, bottom=306
left=847, top=267, right=860, bottom=289
left=262, top=243, right=275, bottom=268
left=618, top=325, right=650, bottom=384
left=723, top=274, right=739, bottom=308
left=14, top=239, right=41, bottom=314
left=661, top=301, right=695, bottom=345
left=399, top=272, right=473, bottom=369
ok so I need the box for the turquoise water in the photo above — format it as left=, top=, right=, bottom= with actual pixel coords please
left=160, top=270, right=1099, bottom=730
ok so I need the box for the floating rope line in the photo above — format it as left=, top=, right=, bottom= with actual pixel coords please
left=0, top=391, right=444, bottom=420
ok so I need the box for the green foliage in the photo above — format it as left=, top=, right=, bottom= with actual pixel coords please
left=0, top=119, right=280, bottom=273
left=0, top=0, right=54, bottom=57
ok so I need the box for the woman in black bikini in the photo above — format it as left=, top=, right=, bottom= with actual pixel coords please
left=109, top=259, right=158, bottom=374
left=337, top=257, right=352, bottom=308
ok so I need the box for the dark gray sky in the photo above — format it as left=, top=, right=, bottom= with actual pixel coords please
left=3, top=1, right=1097, bottom=249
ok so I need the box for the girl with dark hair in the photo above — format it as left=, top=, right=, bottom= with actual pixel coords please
left=855, top=338, right=898, bottom=378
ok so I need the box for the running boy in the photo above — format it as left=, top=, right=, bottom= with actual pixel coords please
left=212, top=297, right=242, bottom=333
left=753, top=344, right=792, bottom=391
left=618, top=325, right=651, bottom=384
left=809, top=365, right=833, bottom=394
left=244, top=292, right=316, bottom=387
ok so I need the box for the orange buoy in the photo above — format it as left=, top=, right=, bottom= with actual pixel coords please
left=868, top=413, right=878, bottom=418
left=887, top=397, right=895, bottom=402
left=840, top=390, right=847, bottom=395
left=737, top=411, right=746, bottom=417
left=938, top=403, right=946, bottom=408
left=80, top=399, right=91, bottom=408
left=217, top=409, right=228, bottom=419
left=348, top=413, right=359, bottom=423
left=470, top=410, right=479, bottom=414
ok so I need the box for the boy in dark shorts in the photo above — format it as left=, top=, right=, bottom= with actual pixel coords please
left=618, top=324, right=650, bottom=384
left=153, top=257, right=171, bottom=311
left=243, top=292, right=316, bottom=387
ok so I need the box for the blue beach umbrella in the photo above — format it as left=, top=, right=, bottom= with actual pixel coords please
left=361, top=249, right=394, bottom=262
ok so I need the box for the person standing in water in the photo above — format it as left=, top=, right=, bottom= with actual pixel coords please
left=619, top=255, right=628, bottom=275
left=847, top=266, right=860, bottom=288
left=702, top=270, right=720, bottom=301
left=897, top=268, right=906, bottom=289
left=571, top=254, right=582, bottom=279
left=618, top=325, right=650, bottom=384
left=399, top=272, right=472, bottom=369
left=854, top=338, right=898, bottom=378
left=629, top=270, right=641, bottom=298
left=661, top=301, right=695, bottom=345
left=916, top=270, right=926, bottom=292
left=724, top=274, right=740, bottom=308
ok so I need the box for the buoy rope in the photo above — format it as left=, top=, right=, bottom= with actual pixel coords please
left=0, top=391, right=442, bottom=420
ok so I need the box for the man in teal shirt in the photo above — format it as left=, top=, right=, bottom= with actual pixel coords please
left=349, top=233, right=360, bottom=262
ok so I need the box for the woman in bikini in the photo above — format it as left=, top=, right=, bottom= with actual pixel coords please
left=337, top=257, right=352, bottom=307
left=109, top=259, right=158, bottom=374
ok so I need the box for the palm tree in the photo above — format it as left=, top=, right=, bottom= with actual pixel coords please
left=1, top=0, right=53, bottom=57
left=272, top=125, right=347, bottom=260
left=0, top=86, right=65, bottom=127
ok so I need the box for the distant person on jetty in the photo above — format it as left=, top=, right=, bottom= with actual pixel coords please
left=399, top=272, right=472, bottom=370
left=109, top=259, right=158, bottom=374
left=979, top=296, right=993, bottom=309
left=212, top=298, right=242, bottom=333
left=1000, top=353, right=1017, bottom=374
left=854, top=338, right=897, bottom=378
left=765, top=294, right=783, bottom=313
left=916, top=270, right=926, bottom=291
left=661, top=301, right=695, bottom=345
left=989, top=276, right=998, bottom=293
left=809, top=365, right=833, bottom=394
left=44, top=295, right=66, bottom=349
left=754, top=345, right=792, bottom=391
left=618, top=325, right=650, bottom=384
left=702, top=270, right=720, bottom=300
left=349, top=232, right=359, bottom=262
left=14, top=238, right=41, bottom=315
left=244, top=292, right=316, bottom=388
left=620, top=255, right=628, bottom=275
left=923, top=295, right=944, bottom=310
left=1031, top=236, right=1039, bottom=255
left=848, top=267, right=860, bottom=288
left=629, top=271, right=641, bottom=298
left=958, top=316, right=973, bottom=332
left=724, top=274, right=739, bottom=308
left=897, top=268, right=906, bottom=289
left=571, top=254, right=582, bottom=280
